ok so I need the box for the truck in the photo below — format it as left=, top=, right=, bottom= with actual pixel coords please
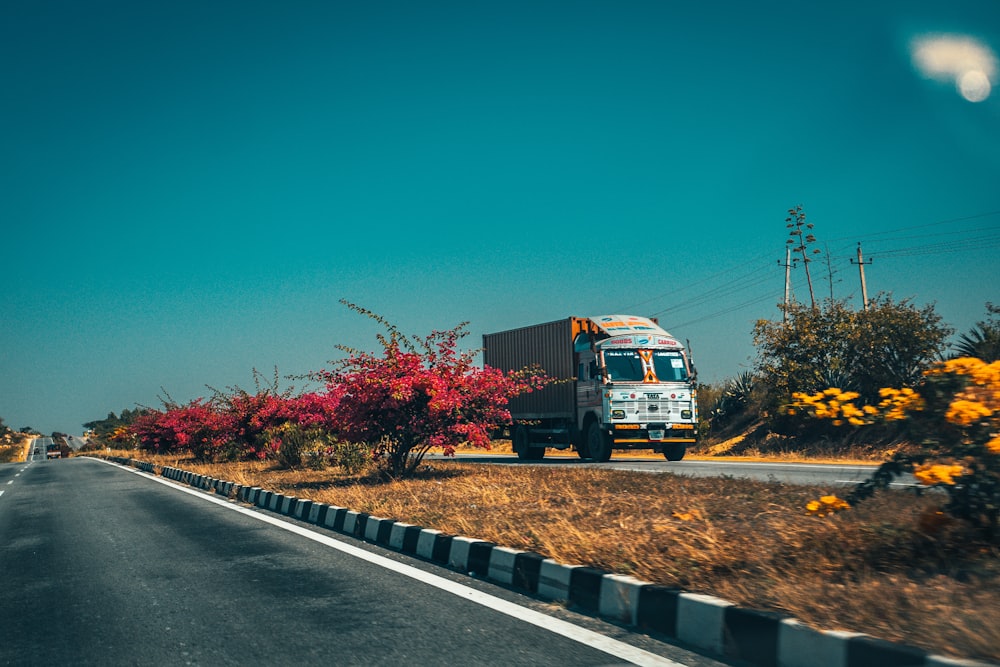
left=483, top=315, right=698, bottom=462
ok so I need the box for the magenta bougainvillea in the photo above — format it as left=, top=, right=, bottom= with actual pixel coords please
left=127, top=303, right=547, bottom=474
left=130, top=398, right=234, bottom=461
left=313, top=302, right=549, bottom=476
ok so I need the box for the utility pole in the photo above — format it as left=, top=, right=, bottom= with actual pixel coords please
left=850, top=242, right=872, bottom=310
left=777, top=246, right=796, bottom=323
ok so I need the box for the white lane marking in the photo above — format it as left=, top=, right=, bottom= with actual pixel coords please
left=0, top=490, right=4, bottom=498
left=6, top=480, right=12, bottom=485
left=835, top=480, right=921, bottom=489
left=96, top=459, right=685, bottom=667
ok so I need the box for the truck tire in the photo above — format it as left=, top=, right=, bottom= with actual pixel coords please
left=663, top=443, right=686, bottom=461
left=586, top=422, right=612, bottom=462
left=512, top=425, right=545, bottom=461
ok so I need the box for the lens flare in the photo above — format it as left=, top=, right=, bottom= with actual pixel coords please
left=959, top=70, right=991, bottom=103
left=910, top=34, right=998, bottom=102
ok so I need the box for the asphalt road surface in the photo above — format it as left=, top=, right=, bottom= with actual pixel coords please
left=443, top=452, right=916, bottom=488
left=0, top=457, right=730, bottom=666
left=24, top=436, right=53, bottom=463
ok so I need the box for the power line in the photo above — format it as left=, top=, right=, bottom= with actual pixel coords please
left=649, top=266, right=776, bottom=318
left=619, top=252, right=773, bottom=313
left=664, top=291, right=781, bottom=330
left=868, top=231, right=1000, bottom=258
left=861, top=225, right=1000, bottom=245
left=621, top=208, right=1000, bottom=333
left=826, top=210, right=1000, bottom=243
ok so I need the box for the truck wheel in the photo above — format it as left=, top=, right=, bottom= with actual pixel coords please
left=586, top=422, right=612, bottom=462
left=512, top=425, right=531, bottom=459
left=663, top=443, right=686, bottom=461
left=574, top=426, right=589, bottom=458
left=513, top=426, right=545, bottom=461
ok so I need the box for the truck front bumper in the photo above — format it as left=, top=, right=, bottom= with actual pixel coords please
left=611, top=423, right=697, bottom=446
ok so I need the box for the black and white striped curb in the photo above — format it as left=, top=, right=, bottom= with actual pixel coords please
left=108, top=456, right=991, bottom=667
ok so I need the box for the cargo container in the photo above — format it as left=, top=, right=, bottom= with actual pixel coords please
left=483, top=315, right=697, bottom=462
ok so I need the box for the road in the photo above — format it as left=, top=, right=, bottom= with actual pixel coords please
left=0, top=457, right=728, bottom=666
left=24, top=436, right=53, bottom=463
left=443, top=453, right=916, bottom=488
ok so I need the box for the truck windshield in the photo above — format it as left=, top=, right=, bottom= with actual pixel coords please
left=604, top=349, right=688, bottom=382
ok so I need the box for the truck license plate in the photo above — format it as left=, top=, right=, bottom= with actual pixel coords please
left=648, top=430, right=664, bottom=441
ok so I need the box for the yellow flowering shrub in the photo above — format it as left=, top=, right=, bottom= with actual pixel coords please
left=108, top=425, right=134, bottom=446
left=792, top=358, right=1000, bottom=539
left=805, top=494, right=850, bottom=517
left=789, top=386, right=927, bottom=425
left=789, top=388, right=869, bottom=426
left=913, top=463, right=967, bottom=486
left=876, top=387, right=925, bottom=421
left=928, top=358, right=1000, bottom=428
left=945, top=400, right=994, bottom=426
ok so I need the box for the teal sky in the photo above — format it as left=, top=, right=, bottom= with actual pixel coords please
left=3, top=1, right=998, bottom=435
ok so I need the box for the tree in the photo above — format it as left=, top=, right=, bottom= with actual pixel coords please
left=313, top=301, right=549, bottom=478
left=785, top=205, right=821, bottom=309
left=84, top=408, right=151, bottom=448
left=852, top=295, right=954, bottom=389
left=953, top=303, right=1000, bottom=362
left=753, top=296, right=952, bottom=411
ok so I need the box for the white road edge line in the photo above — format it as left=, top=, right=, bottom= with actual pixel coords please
left=689, top=461, right=877, bottom=471
left=95, top=458, right=685, bottom=667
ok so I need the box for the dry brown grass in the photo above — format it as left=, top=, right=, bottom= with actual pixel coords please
left=457, top=435, right=888, bottom=465
left=105, top=451, right=998, bottom=662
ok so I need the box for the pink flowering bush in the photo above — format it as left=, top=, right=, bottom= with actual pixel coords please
left=130, top=398, right=234, bottom=461
left=215, top=385, right=296, bottom=460
left=126, top=305, right=546, bottom=474
left=313, top=302, right=549, bottom=477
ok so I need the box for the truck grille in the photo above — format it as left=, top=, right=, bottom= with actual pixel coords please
left=615, top=400, right=677, bottom=419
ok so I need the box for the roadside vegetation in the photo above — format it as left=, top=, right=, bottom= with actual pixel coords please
left=0, top=417, right=28, bottom=463
left=65, top=221, right=1000, bottom=663
left=79, top=297, right=1000, bottom=662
